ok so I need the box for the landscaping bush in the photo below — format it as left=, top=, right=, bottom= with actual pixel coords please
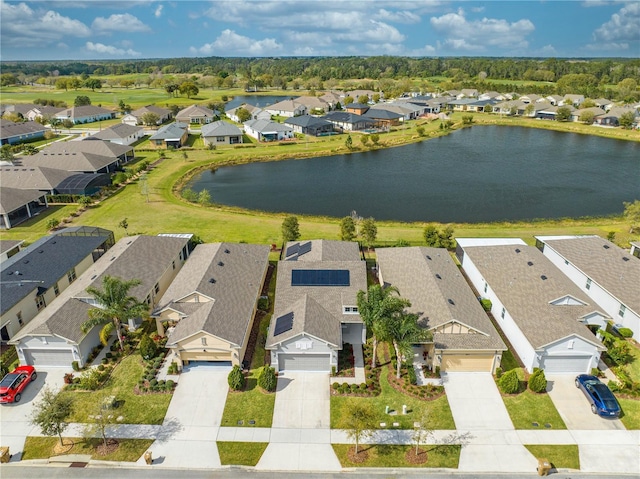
left=350, top=383, right=359, bottom=393
left=608, top=340, right=633, bottom=365
left=528, top=368, right=547, bottom=393
left=166, top=380, right=175, bottom=390
left=79, top=368, right=103, bottom=390
left=332, top=382, right=340, bottom=390
left=149, top=378, right=158, bottom=388
left=228, top=365, right=245, bottom=391
left=97, top=364, right=105, bottom=372
left=72, top=361, right=80, bottom=372
left=480, top=298, right=492, bottom=311
left=359, top=383, right=367, bottom=392
left=64, top=373, right=74, bottom=384
left=105, top=352, right=112, bottom=359
left=167, top=361, right=179, bottom=374
left=499, top=369, right=520, bottom=394
left=617, top=328, right=633, bottom=338
left=258, top=366, right=277, bottom=392
left=495, top=367, right=503, bottom=379
left=407, top=363, right=417, bottom=385
left=139, top=334, right=158, bottom=360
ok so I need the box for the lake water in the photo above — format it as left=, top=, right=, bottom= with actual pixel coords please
left=188, top=126, right=640, bottom=223
left=225, top=94, right=294, bottom=110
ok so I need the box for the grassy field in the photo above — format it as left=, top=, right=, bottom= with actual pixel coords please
left=332, top=443, right=460, bottom=468
left=501, top=390, right=567, bottom=430
left=619, top=398, right=640, bottom=429
left=22, top=436, right=153, bottom=462
left=524, top=445, right=580, bottom=470
left=217, top=442, right=268, bottom=466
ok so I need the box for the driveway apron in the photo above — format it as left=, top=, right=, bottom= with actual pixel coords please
left=257, top=372, right=340, bottom=471
left=138, top=364, right=230, bottom=468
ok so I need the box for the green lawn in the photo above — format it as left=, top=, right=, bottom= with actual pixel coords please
left=625, top=340, right=640, bottom=383
left=58, top=355, right=172, bottom=424
left=501, top=390, right=567, bottom=430
left=332, top=444, right=460, bottom=468
left=331, top=365, right=455, bottom=430
left=619, top=398, right=640, bottom=429
left=22, top=436, right=153, bottom=462
left=524, top=445, right=580, bottom=470
left=500, top=350, right=520, bottom=372
left=217, top=442, right=268, bottom=466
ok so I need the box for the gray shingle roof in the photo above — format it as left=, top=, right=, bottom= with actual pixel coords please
left=540, top=236, right=640, bottom=315
left=0, top=240, right=23, bottom=256
left=201, top=121, right=243, bottom=138
left=130, top=105, right=171, bottom=118
left=244, top=119, right=293, bottom=133
left=0, top=119, right=46, bottom=141
left=158, top=243, right=270, bottom=347
left=149, top=122, right=187, bottom=141
left=462, top=244, right=606, bottom=350
left=0, top=187, right=44, bottom=214
left=376, top=247, right=506, bottom=351
left=0, top=166, right=75, bottom=191
left=24, top=139, right=132, bottom=159
left=92, top=123, right=142, bottom=140
left=21, top=151, right=119, bottom=173
left=284, top=116, right=333, bottom=128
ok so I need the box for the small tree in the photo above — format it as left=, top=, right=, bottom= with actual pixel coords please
left=258, top=366, right=277, bottom=392
left=140, top=112, right=160, bottom=126
left=78, top=196, right=93, bottom=208
left=498, top=369, right=520, bottom=394
left=228, top=365, right=245, bottom=391
left=118, top=218, right=129, bottom=235
left=357, top=95, right=370, bottom=105
left=416, top=126, right=425, bottom=137
left=344, top=400, right=375, bottom=455
left=74, top=95, right=92, bottom=107
left=83, top=400, right=120, bottom=449
left=369, top=133, right=380, bottom=145
left=360, top=217, right=377, bottom=249
left=139, top=334, right=157, bottom=360
left=360, top=135, right=369, bottom=147
left=197, top=188, right=211, bottom=206
left=528, top=369, right=548, bottom=393
left=0, top=144, right=15, bottom=163
left=339, top=216, right=357, bottom=241
left=618, top=111, right=635, bottom=129
left=31, top=387, right=73, bottom=446
left=556, top=106, right=572, bottom=122
left=236, top=107, right=251, bottom=123
left=281, top=215, right=301, bottom=242
left=46, top=218, right=60, bottom=230
left=345, top=135, right=353, bottom=150
left=179, top=81, right=199, bottom=99
left=623, top=199, right=640, bottom=233
left=412, top=407, right=433, bottom=456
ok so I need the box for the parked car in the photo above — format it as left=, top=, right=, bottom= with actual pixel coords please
left=575, top=374, right=621, bottom=417
left=0, top=365, right=37, bottom=404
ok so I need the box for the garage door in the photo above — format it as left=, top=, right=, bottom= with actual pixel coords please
left=441, top=353, right=495, bottom=372
left=24, top=349, right=74, bottom=367
left=181, top=352, right=232, bottom=363
left=278, top=354, right=330, bottom=372
left=540, top=355, right=591, bottom=374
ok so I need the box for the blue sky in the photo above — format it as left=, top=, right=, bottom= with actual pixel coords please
left=1, top=1, right=639, bottom=61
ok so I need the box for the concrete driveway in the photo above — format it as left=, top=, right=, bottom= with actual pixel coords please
left=0, top=368, right=68, bottom=461
left=546, top=374, right=625, bottom=430
left=138, top=363, right=230, bottom=468
left=271, top=372, right=330, bottom=429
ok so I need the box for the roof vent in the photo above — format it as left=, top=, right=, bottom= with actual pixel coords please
left=224, top=249, right=230, bottom=254
left=426, top=255, right=432, bottom=260
left=209, top=278, right=216, bottom=284
left=15, top=271, right=22, bottom=276
left=448, top=298, right=455, bottom=305
left=51, top=241, right=56, bottom=244
left=110, top=257, right=115, bottom=261
left=515, top=248, right=521, bottom=253
left=7, top=271, right=13, bottom=275
left=435, top=274, right=442, bottom=279
left=217, top=261, right=224, bottom=266
left=38, top=250, right=44, bottom=253
left=603, top=244, right=610, bottom=249
left=622, top=257, right=629, bottom=262
left=91, top=275, right=97, bottom=280
left=23, top=260, right=29, bottom=264
left=527, top=261, right=533, bottom=266
left=541, top=275, right=548, bottom=280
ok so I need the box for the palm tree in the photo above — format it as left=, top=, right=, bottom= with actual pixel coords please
left=389, top=311, right=431, bottom=379
left=81, top=276, right=148, bottom=351
left=357, top=284, right=410, bottom=368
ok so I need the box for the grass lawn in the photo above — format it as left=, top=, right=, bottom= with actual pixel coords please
left=22, top=436, right=153, bottom=462
left=524, top=445, right=580, bottom=470
left=331, top=365, right=455, bottom=430
left=500, top=349, right=520, bottom=371
left=58, top=355, right=172, bottom=425
left=619, top=398, right=640, bottom=429
left=624, top=340, right=640, bottom=383
left=501, top=390, right=567, bottom=430
left=217, top=442, right=268, bottom=466
left=332, top=444, right=460, bottom=468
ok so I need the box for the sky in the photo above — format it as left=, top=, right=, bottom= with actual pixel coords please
left=1, top=0, right=639, bottom=61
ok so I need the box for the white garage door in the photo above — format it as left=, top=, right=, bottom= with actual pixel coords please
left=24, top=349, right=74, bottom=367
left=278, top=353, right=330, bottom=372
left=441, top=353, right=495, bottom=372
left=541, top=355, right=591, bottom=374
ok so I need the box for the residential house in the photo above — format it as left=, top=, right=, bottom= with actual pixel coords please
left=226, top=104, right=270, bottom=123
left=457, top=238, right=607, bottom=374
left=369, top=102, right=422, bottom=120
left=570, top=107, right=604, bottom=123
left=154, top=243, right=270, bottom=367
left=0, top=187, right=48, bottom=229
left=593, top=98, right=614, bottom=111
left=0, top=166, right=109, bottom=196
left=284, top=115, right=334, bottom=136
left=1, top=104, right=39, bottom=120
left=536, top=235, right=640, bottom=339
left=478, top=91, right=503, bottom=101
left=563, top=94, right=585, bottom=107
left=321, top=111, right=375, bottom=132
left=243, top=119, right=294, bottom=142
left=10, top=234, right=191, bottom=368
left=545, top=95, right=564, bottom=106
left=1, top=226, right=114, bottom=341
left=25, top=106, right=64, bottom=122
left=362, top=108, right=403, bottom=128
left=201, top=121, right=243, bottom=146
left=149, top=122, right=189, bottom=148
left=175, top=105, right=217, bottom=125
left=53, top=105, right=115, bottom=125
left=266, top=240, right=367, bottom=372
left=519, top=94, right=543, bottom=104
left=121, top=105, right=172, bottom=126
left=466, top=99, right=498, bottom=113
left=0, top=239, right=23, bottom=263
left=294, top=96, right=331, bottom=114
left=631, top=241, right=640, bottom=259
left=457, top=89, right=479, bottom=99
left=446, top=98, right=478, bottom=112
left=319, top=91, right=342, bottom=109
left=593, top=106, right=637, bottom=127
left=345, top=90, right=378, bottom=102
left=90, top=123, right=144, bottom=146
left=264, top=99, right=307, bottom=118
left=376, top=247, right=506, bottom=373
left=0, top=119, right=46, bottom=145
left=345, top=103, right=369, bottom=115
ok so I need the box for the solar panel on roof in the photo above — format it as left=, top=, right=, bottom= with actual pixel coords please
left=274, top=312, right=294, bottom=336
left=291, top=269, right=350, bottom=286
left=297, top=242, right=312, bottom=256
left=285, top=243, right=300, bottom=258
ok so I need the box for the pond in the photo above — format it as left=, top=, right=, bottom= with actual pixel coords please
left=188, top=126, right=640, bottom=223
left=225, top=94, right=294, bottom=110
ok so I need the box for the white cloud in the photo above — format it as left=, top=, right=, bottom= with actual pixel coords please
left=154, top=4, right=163, bottom=18
left=0, top=1, right=90, bottom=47
left=85, top=41, right=141, bottom=56
left=591, top=2, right=640, bottom=43
left=375, top=8, right=421, bottom=24
left=191, top=29, right=283, bottom=56
left=539, top=44, right=558, bottom=56
left=92, top=13, right=151, bottom=33
left=430, top=8, right=535, bottom=52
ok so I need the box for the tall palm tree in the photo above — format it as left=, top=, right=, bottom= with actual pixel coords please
left=81, top=275, right=148, bottom=351
left=389, top=311, right=431, bottom=379
left=357, top=284, right=410, bottom=368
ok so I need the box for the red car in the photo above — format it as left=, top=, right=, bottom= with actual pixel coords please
left=0, top=365, right=37, bottom=404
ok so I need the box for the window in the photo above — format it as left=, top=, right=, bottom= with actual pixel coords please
left=567, top=339, right=574, bottom=349
left=501, top=308, right=505, bottom=319
left=201, top=337, right=207, bottom=346
left=619, top=304, right=626, bottom=318
left=17, top=311, right=23, bottom=326
left=154, top=283, right=160, bottom=294
left=35, top=295, right=45, bottom=311
left=343, top=306, right=359, bottom=314
left=53, top=282, right=60, bottom=296
left=216, top=136, right=225, bottom=142
left=67, top=268, right=76, bottom=283
left=484, top=283, right=488, bottom=293
left=585, top=278, right=591, bottom=290
left=172, top=260, right=176, bottom=270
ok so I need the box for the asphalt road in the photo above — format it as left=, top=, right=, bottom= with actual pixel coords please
left=0, top=465, right=637, bottom=479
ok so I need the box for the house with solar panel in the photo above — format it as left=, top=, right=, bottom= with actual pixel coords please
left=266, top=240, right=367, bottom=372
left=153, top=243, right=270, bottom=367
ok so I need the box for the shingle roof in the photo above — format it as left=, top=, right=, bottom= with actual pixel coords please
left=363, top=109, right=403, bottom=120
left=0, top=119, right=46, bottom=140
left=0, top=166, right=75, bottom=191
left=244, top=119, right=293, bottom=133
left=158, top=243, right=269, bottom=347
left=1, top=232, right=112, bottom=315
left=322, top=111, right=375, bottom=124
left=201, top=121, right=243, bottom=138
left=91, top=123, right=142, bottom=140
left=0, top=240, right=23, bottom=256
left=55, top=105, right=114, bottom=119
left=175, top=104, right=215, bottom=120
left=21, top=151, right=120, bottom=173
left=130, top=105, right=171, bottom=118
left=283, top=240, right=360, bottom=262
left=376, top=247, right=506, bottom=351
left=149, top=123, right=187, bottom=141
left=25, top=139, right=132, bottom=158
left=284, top=116, right=333, bottom=128
left=0, top=187, right=44, bottom=214
left=461, top=244, right=606, bottom=349
left=540, top=236, right=640, bottom=315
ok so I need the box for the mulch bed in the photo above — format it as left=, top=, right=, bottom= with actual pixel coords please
left=53, top=440, right=75, bottom=455
left=347, top=446, right=369, bottom=463
left=95, top=439, right=119, bottom=456
left=405, top=448, right=428, bottom=465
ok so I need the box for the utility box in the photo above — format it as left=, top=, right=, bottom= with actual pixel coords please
left=537, top=457, right=551, bottom=476
left=0, top=447, right=10, bottom=463
left=144, top=451, right=152, bottom=465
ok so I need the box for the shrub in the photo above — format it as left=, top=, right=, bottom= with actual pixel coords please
left=105, top=352, right=112, bottom=359
left=528, top=369, right=547, bottom=393
left=258, top=366, right=277, bottom=392
left=166, top=380, right=175, bottom=389
left=495, top=367, right=503, bottom=379
left=79, top=368, right=103, bottom=390
left=609, top=340, right=633, bottom=365
left=359, top=383, right=367, bottom=392
left=97, top=364, right=105, bottom=372
left=64, top=373, right=74, bottom=384
left=228, top=365, right=245, bottom=391
left=350, top=383, right=359, bottom=393
left=608, top=380, right=621, bottom=392
left=480, top=299, right=492, bottom=311
left=499, top=369, right=520, bottom=394
left=407, top=363, right=417, bottom=385
left=149, top=378, right=158, bottom=387
left=332, top=382, right=340, bottom=390
left=617, top=328, right=633, bottom=338
left=331, top=365, right=336, bottom=376
left=72, top=361, right=80, bottom=372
